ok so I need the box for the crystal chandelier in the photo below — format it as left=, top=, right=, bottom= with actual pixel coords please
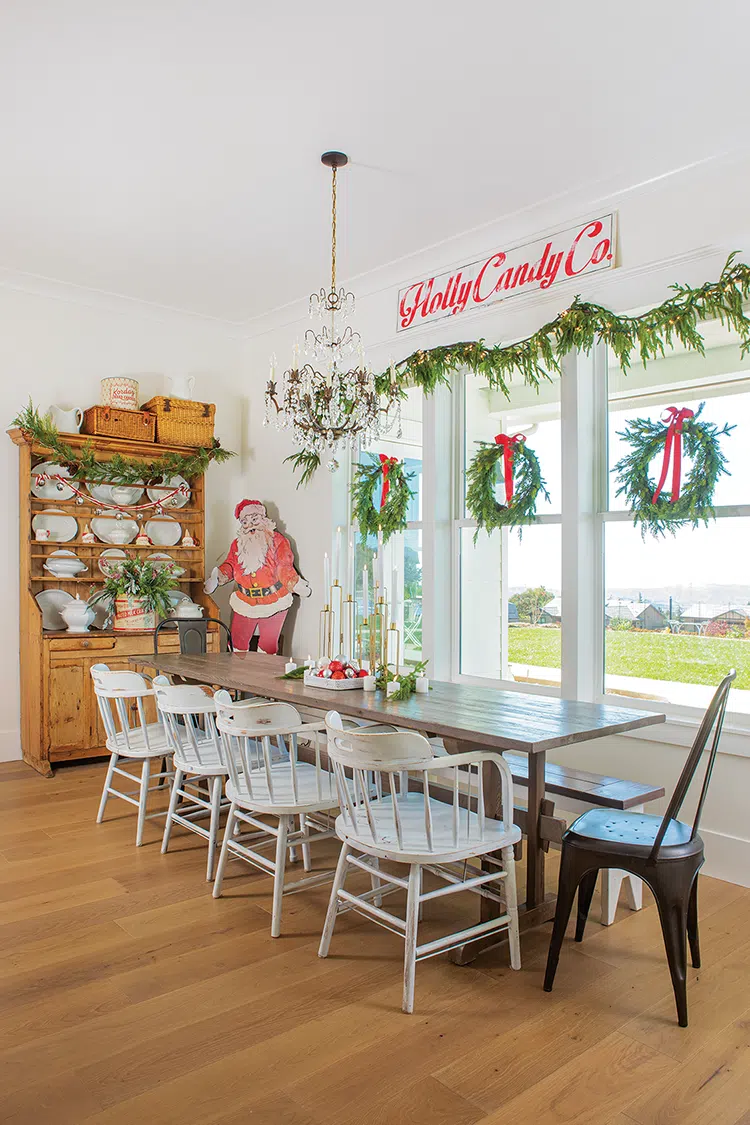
left=264, top=151, right=401, bottom=457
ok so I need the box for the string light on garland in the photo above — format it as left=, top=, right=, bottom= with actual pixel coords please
left=286, top=253, right=750, bottom=485
left=351, top=452, right=416, bottom=544
left=465, top=433, right=549, bottom=537
left=613, top=402, right=733, bottom=538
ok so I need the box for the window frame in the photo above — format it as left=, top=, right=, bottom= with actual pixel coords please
left=345, top=339, right=750, bottom=735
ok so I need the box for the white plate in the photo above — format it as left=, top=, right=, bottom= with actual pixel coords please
left=98, top=548, right=128, bottom=575
left=145, top=516, right=181, bottom=547
left=43, top=549, right=87, bottom=576
left=91, top=511, right=139, bottom=545
left=147, top=552, right=185, bottom=577
left=35, top=589, right=75, bottom=630
left=86, top=480, right=114, bottom=505
left=89, top=597, right=113, bottom=630
left=31, top=462, right=76, bottom=502
left=147, top=475, right=191, bottom=509
left=109, top=482, right=144, bottom=506
left=32, top=508, right=78, bottom=543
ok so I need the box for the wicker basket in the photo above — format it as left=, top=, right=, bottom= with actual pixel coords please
left=141, top=397, right=216, bottom=447
left=82, top=406, right=156, bottom=443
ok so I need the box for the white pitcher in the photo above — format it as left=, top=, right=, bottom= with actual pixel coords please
left=166, top=375, right=195, bottom=400
left=48, top=405, right=83, bottom=432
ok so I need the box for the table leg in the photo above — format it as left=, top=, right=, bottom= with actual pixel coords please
left=526, top=750, right=546, bottom=909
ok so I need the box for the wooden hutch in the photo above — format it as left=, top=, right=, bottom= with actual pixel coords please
left=10, top=428, right=221, bottom=776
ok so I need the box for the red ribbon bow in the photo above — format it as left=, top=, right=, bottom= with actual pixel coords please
left=378, top=454, right=399, bottom=509
left=494, top=433, right=526, bottom=505
left=651, top=407, right=694, bottom=505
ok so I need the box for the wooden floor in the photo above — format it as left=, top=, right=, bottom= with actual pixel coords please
left=2, top=760, right=750, bottom=1125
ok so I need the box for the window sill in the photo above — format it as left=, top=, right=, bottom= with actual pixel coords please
left=598, top=697, right=750, bottom=759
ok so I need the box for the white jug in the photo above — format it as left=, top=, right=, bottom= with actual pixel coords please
left=166, top=375, right=195, bottom=400
left=48, top=405, right=83, bottom=432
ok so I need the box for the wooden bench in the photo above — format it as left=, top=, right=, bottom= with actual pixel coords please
left=504, top=753, right=665, bottom=925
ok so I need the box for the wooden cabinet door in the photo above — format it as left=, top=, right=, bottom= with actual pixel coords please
left=47, top=661, right=88, bottom=753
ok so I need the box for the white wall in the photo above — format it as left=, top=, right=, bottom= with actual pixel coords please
left=0, top=282, right=249, bottom=761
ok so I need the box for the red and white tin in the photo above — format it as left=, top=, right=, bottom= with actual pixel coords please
left=113, top=596, right=156, bottom=632
left=101, top=377, right=139, bottom=411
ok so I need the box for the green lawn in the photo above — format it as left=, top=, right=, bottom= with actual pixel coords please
left=507, top=627, right=750, bottom=689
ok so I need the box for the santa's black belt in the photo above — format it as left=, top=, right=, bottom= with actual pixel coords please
left=238, top=580, right=284, bottom=598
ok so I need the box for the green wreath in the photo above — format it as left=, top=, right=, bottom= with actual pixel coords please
left=466, top=436, right=549, bottom=537
left=351, top=453, right=415, bottom=543
left=11, top=400, right=235, bottom=483
left=614, top=403, right=733, bottom=538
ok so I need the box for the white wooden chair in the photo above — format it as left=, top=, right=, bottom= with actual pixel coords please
left=212, top=691, right=340, bottom=937
left=91, top=664, right=173, bottom=846
left=154, top=680, right=230, bottom=881
left=319, top=712, right=523, bottom=1014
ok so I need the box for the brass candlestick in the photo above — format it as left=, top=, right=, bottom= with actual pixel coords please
left=387, top=621, right=401, bottom=675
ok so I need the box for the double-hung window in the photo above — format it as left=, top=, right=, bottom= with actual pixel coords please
left=348, top=315, right=749, bottom=722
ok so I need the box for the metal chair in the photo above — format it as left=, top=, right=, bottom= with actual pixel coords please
left=544, top=670, right=736, bottom=1027
left=319, top=711, right=522, bottom=1014
left=212, top=692, right=339, bottom=937
left=91, top=664, right=173, bottom=846
left=154, top=681, right=228, bottom=881
left=153, top=616, right=232, bottom=656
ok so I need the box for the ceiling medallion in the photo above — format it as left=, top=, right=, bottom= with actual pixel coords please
left=264, top=151, right=401, bottom=456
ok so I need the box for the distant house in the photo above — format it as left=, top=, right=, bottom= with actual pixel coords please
left=508, top=602, right=520, bottom=624
left=538, top=597, right=562, bottom=624
left=605, top=599, right=667, bottom=631
left=679, top=604, right=750, bottom=633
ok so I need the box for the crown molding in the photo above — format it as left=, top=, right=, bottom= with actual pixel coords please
left=0, top=266, right=245, bottom=335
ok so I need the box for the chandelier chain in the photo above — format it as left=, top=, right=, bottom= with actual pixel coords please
left=331, top=166, right=337, bottom=296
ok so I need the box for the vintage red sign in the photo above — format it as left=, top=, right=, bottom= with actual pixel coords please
left=397, top=215, right=616, bottom=332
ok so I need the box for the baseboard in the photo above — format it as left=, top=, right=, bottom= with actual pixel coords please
left=699, top=828, right=750, bottom=888
left=0, top=729, right=22, bottom=762
left=543, top=797, right=750, bottom=891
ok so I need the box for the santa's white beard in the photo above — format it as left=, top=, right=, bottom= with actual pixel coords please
left=236, top=527, right=273, bottom=574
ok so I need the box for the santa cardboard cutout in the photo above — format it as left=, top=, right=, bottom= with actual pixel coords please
left=204, top=499, right=311, bottom=653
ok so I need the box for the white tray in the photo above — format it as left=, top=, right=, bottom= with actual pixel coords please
left=304, top=671, right=364, bottom=691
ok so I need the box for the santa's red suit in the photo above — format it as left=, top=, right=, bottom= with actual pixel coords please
left=206, top=499, right=310, bottom=653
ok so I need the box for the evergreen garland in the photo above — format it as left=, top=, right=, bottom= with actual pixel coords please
left=377, top=253, right=750, bottom=398
left=289, top=253, right=750, bottom=483
left=351, top=453, right=415, bottom=543
left=11, top=400, right=235, bottom=483
left=466, top=439, right=549, bottom=537
left=613, top=403, right=733, bottom=538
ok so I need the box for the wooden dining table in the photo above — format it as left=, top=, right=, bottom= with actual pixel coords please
left=131, top=651, right=665, bottom=961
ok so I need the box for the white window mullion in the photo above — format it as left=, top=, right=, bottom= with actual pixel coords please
left=560, top=342, right=607, bottom=701
left=422, top=381, right=454, bottom=681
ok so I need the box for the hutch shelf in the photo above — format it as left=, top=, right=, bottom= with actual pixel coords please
left=9, top=427, right=220, bottom=776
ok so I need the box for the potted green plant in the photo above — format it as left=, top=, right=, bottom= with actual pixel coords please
left=90, top=556, right=179, bottom=632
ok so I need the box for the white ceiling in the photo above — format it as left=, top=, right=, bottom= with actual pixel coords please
left=1, top=0, right=748, bottom=323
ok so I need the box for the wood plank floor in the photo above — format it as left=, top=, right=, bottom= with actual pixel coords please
left=1, top=758, right=749, bottom=1125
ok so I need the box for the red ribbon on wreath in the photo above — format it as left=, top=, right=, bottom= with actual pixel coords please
left=378, top=454, right=399, bottom=509
left=494, top=433, right=526, bottom=505
left=651, top=407, right=694, bottom=504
